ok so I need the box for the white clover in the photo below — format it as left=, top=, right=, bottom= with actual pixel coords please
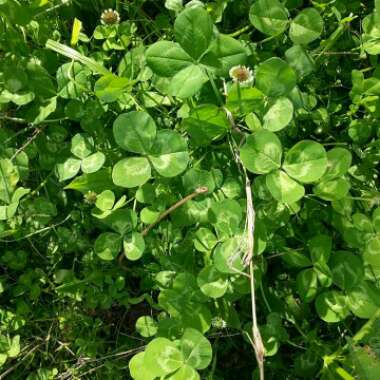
left=101, top=9, right=121, bottom=25
left=229, top=65, right=254, bottom=86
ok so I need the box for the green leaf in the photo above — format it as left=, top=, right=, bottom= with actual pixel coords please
left=285, top=45, right=315, bottom=79
left=182, top=104, right=230, bottom=146
left=182, top=168, right=216, bottom=193
left=249, top=0, right=289, bottom=36
left=347, top=282, right=380, bottom=319
left=168, top=65, right=208, bottom=98
left=240, top=130, right=282, bottom=174
left=322, top=147, right=352, bottom=181
left=209, top=199, right=243, bottom=237
left=315, top=291, right=350, bottom=323
left=144, top=338, right=184, bottom=377
left=94, top=232, right=121, bottom=260
left=373, top=208, right=380, bottom=232
left=170, top=365, right=200, bottom=380
left=255, top=58, right=297, bottom=97
left=0, top=159, right=19, bottom=203
left=209, top=34, right=247, bottom=76
left=313, top=178, right=350, bottom=201
left=56, top=62, right=91, bottom=99
left=213, top=236, right=245, bottom=274
left=148, top=130, right=189, bottom=177
left=283, top=140, right=327, bottom=183
left=129, top=352, right=155, bottom=380
left=57, top=158, right=81, bottom=182
left=309, top=234, right=332, bottom=263
left=71, top=133, right=93, bottom=159
left=136, top=316, right=158, bottom=338
left=95, top=190, right=115, bottom=211
left=65, top=169, right=116, bottom=193
left=364, top=234, right=380, bottom=269
left=197, top=266, right=228, bottom=299
left=94, top=74, right=132, bottom=103
left=46, top=39, right=111, bottom=76
left=180, top=328, right=212, bottom=369
left=330, top=251, right=364, bottom=290
left=290, top=8, right=323, bottom=45
left=263, top=97, right=294, bottom=132
left=266, top=170, right=305, bottom=204
left=146, top=41, right=193, bottom=77
left=112, top=157, right=151, bottom=188
left=113, top=111, right=157, bottom=154
left=123, top=232, right=145, bottom=261
left=174, top=7, right=214, bottom=60
left=81, top=152, right=106, bottom=173
left=296, top=268, right=318, bottom=303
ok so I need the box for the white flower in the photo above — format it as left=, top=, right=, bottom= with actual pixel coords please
left=229, top=65, right=254, bottom=86
left=100, top=9, right=121, bottom=25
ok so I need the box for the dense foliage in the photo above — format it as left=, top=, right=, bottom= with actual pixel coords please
left=1, top=0, right=380, bottom=379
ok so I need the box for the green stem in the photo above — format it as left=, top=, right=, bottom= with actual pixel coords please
left=228, top=25, right=252, bottom=38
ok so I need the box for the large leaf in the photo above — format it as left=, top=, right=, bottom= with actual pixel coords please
left=263, top=97, right=294, bottom=132
left=0, top=159, right=19, bottom=203
left=290, top=8, right=323, bottom=45
left=182, top=104, right=230, bottom=146
left=168, top=65, right=208, bottom=98
left=266, top=170, right=305, bottom=204
left=112, top=157, right=151, bottom=188
left=240, top=130, right=282, bottom=174
left=113, top=111, right=157, bottom=154
left=94, top=74, right=132, bottom=103
left=255, top=58, right=297, bottom=97
left=146, top=41, right=193, bottom=77
left=283, top=140, right=327, bottom=183
left=174, top=7, right=214, bottom=60
left=148, top=130, right=189, bottom=177
left=180, top=328, right=212, bottom=369
left=144, top=338, right=184, bottom=377
left=249, top=0, right=289, bottom=36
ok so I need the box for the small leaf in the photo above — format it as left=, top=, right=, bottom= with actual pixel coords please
left=81, top=152, right=106, bottom=173
left=57, top=158, right=81, bottom=182
left=136, top=316, right=158, bottom=338
left=71, top=133, right=94, bottom=159
left=94, top=232, right=121, bottom=260
left=213, top=236, right=245, bottom=274
left=95, top=190, right=115, bottom=211
left=296, top=269, right=318, bottom=303
left=123, top=232, right=145, bottom=261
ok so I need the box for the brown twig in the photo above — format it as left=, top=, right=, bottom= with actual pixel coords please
left=141, top=186, right=208, bottom=236
left=10, top=127, right=43, bottom=161
left=118, top=186, right=209, bottom=266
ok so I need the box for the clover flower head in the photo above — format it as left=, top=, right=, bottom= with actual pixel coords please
left=84, top=191, right=97, bottom=204
left=229, top=65, right=253, bottom=86
left=212, top=317, right=227, bottom=329
left=101, top=8, right=121, bottom=25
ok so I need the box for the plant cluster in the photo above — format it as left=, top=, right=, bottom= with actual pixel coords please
left=0, top=0, right=380, bottom=379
